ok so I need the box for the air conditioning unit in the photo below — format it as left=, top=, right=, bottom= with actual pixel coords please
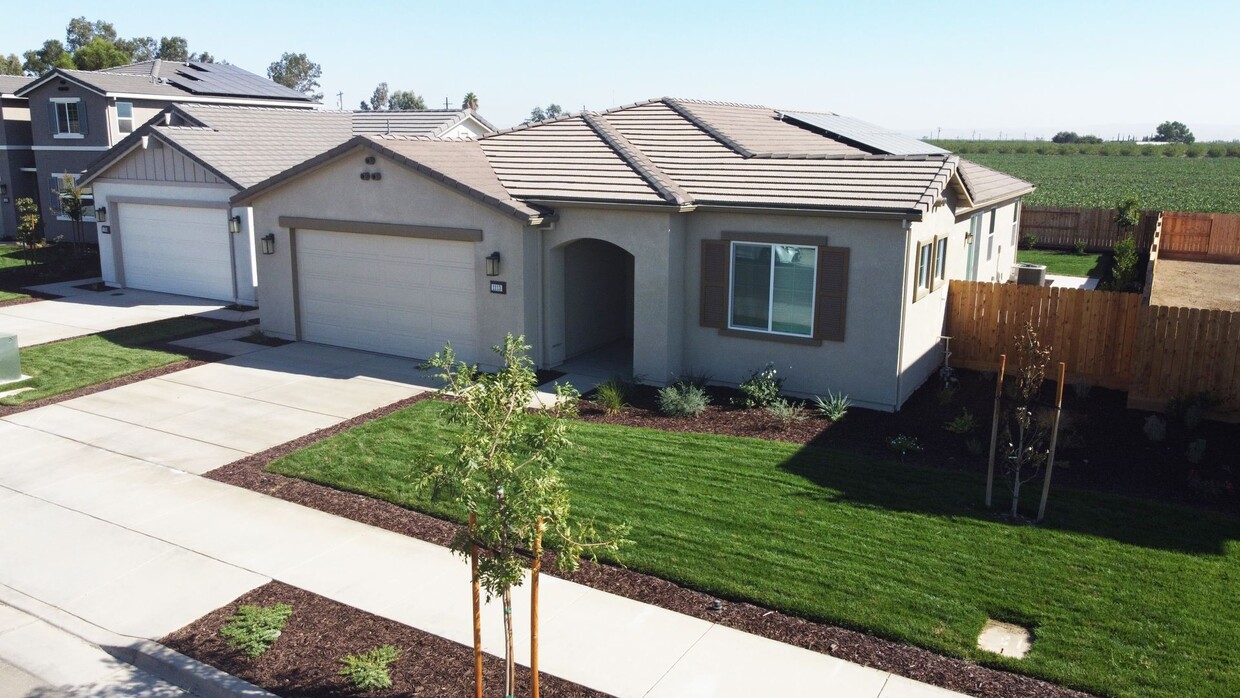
left=0, top=332, right=20, bottom=383
left=1013, top=262, right=1047, bottom=287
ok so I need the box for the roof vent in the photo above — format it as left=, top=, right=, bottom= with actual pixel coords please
left=149, top=59, right=162, bottom=81
left=163, top=112, right=172, bottom=126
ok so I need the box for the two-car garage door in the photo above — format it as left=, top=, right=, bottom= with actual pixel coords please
left=119, top=203, right=234, bottom=301
left=295, top=230, right=479, bottom=364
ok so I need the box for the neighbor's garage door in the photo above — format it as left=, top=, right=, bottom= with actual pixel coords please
left=119, top=203, right=233, bottom=301
left=296, top=229, right=478, bottom=363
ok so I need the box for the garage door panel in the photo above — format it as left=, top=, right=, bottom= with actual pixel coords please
left=296, top=230, right=478, bottom=363
left=119, top=203, right=233, bottom=301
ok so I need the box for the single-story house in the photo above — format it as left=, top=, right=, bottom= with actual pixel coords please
left=78, top=105, right=494, bottom=303
left=233, top=98, right=1032, bottom=410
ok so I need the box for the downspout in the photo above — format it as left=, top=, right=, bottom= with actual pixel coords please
left=894, top=219, right=913, bottom=411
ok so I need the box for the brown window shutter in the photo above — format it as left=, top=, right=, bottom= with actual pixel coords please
left=700, top=239, right=729, bottom=328
left=814, top=246, right=849, bottom=341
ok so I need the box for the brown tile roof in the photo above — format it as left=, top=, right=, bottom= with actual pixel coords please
left=351, top=110, right=491, bottom=137
left=956, top=159, right=1035, bottom=208
left=667, top=99, right=869, bottom=158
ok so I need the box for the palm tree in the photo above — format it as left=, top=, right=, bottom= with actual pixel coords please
left=461, top=92, right=478, bottom=110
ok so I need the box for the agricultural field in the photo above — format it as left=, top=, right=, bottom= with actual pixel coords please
left=929, top=141, right=1240, bottom=213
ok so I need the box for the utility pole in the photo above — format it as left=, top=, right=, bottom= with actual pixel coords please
left=444, top=97, right=450, bottom=109
left=336, top=91, right=343, bottom=110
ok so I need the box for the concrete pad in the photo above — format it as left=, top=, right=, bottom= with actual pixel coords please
left=246, top=374, right=424, bottom=418
left=0, top=286, right=226, bottom=347
left=62, top=379, right=240, bottom=424
left=534, top=587, right=715, bottom=698
left=193, top=339, right=270, bottom=357
left=646, top=623, right=890, bottom=698
left=880, top=675, right=969, bottom=697
left=0, top=658, right=48, bottom=697
left=144, top=395, right=337, bottom=452
left=0, top=313, right=94, bottom=347
left=21, top=460, right=222, bottom=530
left=5, top=405, right=247, bottom=474
left=238, top=342, right=377, bottom=374
left=0, top=617, right=120, bottom=686
left=157, top=361, right=310, bottom=396
left=277, top=522, right=461, bottom=598
left=0, top=424, right=140, bottom=491
left=977, top=619, right=1031, bottom=658
left=328, top=353, right=444, bottom=388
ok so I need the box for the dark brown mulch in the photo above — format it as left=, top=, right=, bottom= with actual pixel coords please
left=161, top=581, right=607, bottom=698
left=208, top=397, right=1094, bottom=698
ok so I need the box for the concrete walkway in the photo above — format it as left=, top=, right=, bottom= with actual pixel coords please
left=1, top=342, right=965, bottom=697
left=0, top=279, right=256, bottom=348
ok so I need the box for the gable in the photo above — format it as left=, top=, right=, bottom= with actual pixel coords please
left=98, top=137, right=228, bottom=187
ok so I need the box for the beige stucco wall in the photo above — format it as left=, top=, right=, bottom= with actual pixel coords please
left=683, top=210, right=908, bottom=410
left=244, top=145, right=532, bottom=369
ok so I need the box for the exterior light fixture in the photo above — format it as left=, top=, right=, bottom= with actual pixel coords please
left=260, top=233, right=276, bottom=255
left=95, top=206, right=107, bottom=223
left=0, top=183, right=7, bottom=196
left=964, top=231, right=974, bottom=244
left=228, top=215, right=242, bottom=234
left=485, top=251, right=501, bottom=276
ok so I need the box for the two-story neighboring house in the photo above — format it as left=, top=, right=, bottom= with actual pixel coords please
left=0, top=75, right=35, bottom=241
left=13, top=60, right=316, bottom=243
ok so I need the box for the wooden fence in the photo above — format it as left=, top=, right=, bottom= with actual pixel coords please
left=1020, top=206, right=1160, bottom=252
left=947, top=281, right=1240, bottom=418
left=1159, top=212, right=1240, bottom=262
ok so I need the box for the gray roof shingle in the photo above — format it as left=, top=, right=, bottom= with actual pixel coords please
left=0, top=75, right=34, bottom=96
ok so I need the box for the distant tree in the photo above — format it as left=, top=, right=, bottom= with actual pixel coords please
left=157, top=36, right=189, bottom=62
left=72, top=36, right=130, bottom=70
left=115, top=36, right=157, bottom=62
left=191, top=51, right=216, bottom=63
left=461, top=92, right=479, bottom=110
left=389, top=89, right=425, bottom=110
left=1078, top=135, right=1103, bottom=144
left=1152, top=120, right=1194, bottom=144
left=0, top=54, right=21, bottom=75
left=266, top=52, right=322, bottom=100
left=65, top=17, right=117, bottom=52
left=369, top=82, right=390, bottom=111
left=1051, top=131, right=1079, bottom=144
left=358, top=100, right=369, bottom=111
left=524, top=103, right=563, bottom=125
left=23, top=40, right=74, bottom=74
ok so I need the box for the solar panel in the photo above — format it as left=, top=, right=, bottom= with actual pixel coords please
left=163, top=62, right=314, bottom=102
left=779, top=111, right=949, bottom=156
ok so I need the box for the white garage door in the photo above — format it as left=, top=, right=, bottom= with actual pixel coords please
left=119, top=203, right=233, bottom=301
left=296, top=230, right=478, bottom=363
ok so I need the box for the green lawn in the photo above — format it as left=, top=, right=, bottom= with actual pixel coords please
left=0, top=246, right=37, bottom=302
left=1017, top=249, right=1111, bottom=278
left=1, top=317, right=219, bottom=405
left=270, top=400, right=1240, bottom=698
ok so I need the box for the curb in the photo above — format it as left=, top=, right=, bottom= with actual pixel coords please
left=0, top=584, right=274, bottom=698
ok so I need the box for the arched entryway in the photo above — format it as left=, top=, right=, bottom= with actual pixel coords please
left=559, top=238, right=634, bottom=375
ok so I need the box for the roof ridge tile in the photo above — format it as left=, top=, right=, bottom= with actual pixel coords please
left=584, top=112, right=693, bottom=206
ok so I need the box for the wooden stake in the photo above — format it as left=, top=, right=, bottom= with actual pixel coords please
left=985, top=354, right=1007, bottom=509
left=1038, top=362, right=1067, bottom=522
left=470, top=512, right=483, bottom=698
left=531, top=517, right=543, bottom=698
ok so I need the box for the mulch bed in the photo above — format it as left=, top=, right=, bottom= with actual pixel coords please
left=208, top=395, right=1095, bottom=698
left=161, top=581, right=607, bottom=698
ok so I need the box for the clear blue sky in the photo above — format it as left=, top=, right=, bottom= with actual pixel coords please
left=4, top=1, right=1238, bottom=139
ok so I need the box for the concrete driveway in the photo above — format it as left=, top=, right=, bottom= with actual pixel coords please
left=0, top=279, right=255, bottom=348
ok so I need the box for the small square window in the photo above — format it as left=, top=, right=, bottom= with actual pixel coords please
left=117, top=102, right=134, bottom=134
left=55, top=101, right=81, bottom=135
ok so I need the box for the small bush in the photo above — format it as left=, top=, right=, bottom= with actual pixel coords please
left=658, top=383, right=710, bottom=417
left=1117, top=144, right=1135, bottom=156
left=944, top=409, right=977, bottom=434
left=736, top=363, right=784, bottom=408
left=937, top=384, right=957, bottom=405
left=1020, top=233, right=1038, bottom=250
left=1184, top=144, right=1203, bottom=158
left=1186, top=439, right=1207, bottom=465
left=1141, top=146, right=1156, bottom=157
left=1226, top=144, right=1240, bottom=158
left=593, top=379, right=629, bottom=414
left=813, top=391, right=852, bottom=422
left=1109, top=234, right=1140, bottom=291
left=1014, top=144, right=1030, bottom=154
left=765, top=398, right=807, bottom=429
left=220, top=603, right=293, bottom=658
left=1143, top=415, right=1167, bottom=443
left=339, top=645, right=400, bottom=691
left=1097, top=145, right=1111, bottom=156
left=889, top=434, right=922, bottom=456
left=1072, top=240, right=1087, bottom=255
left=965, top=438, right=985, bottom=456
left=1206, top=145, right=1225, bottom=158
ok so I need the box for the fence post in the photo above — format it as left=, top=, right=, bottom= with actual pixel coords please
left=985, top=354, right=1006, bottom=509
left=1038, top=362, right=1067, bottom=522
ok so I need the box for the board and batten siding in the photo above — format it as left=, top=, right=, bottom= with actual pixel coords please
left=104, top=143, right=226, bottom=185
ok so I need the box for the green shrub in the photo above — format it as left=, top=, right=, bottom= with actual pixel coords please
left=658, top=383, right=710, bottom=417
left=339, top=645, right=400, bottom=691
left=1072, top=240, right=1088, bottom=255
left=889, top=434, right=922, bottom=456
left=593, top=379, right=628, bottom=415
left=1117, top=144, right=1135, bottom=156
left=1141, top=145, right=1156, bottom=156
left=937, top=384, right=958, bottom=405
left=765, top=398, right=807, bottom=429
left=1057, top=144, right=1076, bottom=156
left=1014, top=144, right=1030, bottom=154
left=1207, top=145, right=1226, bottom=158
left=1021, top=233, right=1038, bottom=250
left=1097, top=145, right=1111, bottom=156
left=1109, top=234, right=1140, bottom=291
left=944, top=409, right=977, bottom=434
left=736, top=363, right=784, bottom=408
left=965, top=438, right=984, bottom=456
left=219, top=603, right=292, bottom=658
left=1227, top=144, right=1240, bottom=158
left=1184, top=145, right=1203, bottom=158
left=813, top=391, right=851, bottom=422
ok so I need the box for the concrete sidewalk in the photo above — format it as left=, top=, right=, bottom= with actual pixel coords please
left=1, top=342, right=965, bottom=698
left=0, top=279, right=256, bottom=348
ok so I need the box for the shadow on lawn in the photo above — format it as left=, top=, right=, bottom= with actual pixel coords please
left=777, top=443, right=1240, bottom=556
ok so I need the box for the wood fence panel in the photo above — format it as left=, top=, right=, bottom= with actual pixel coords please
left=1206, top=214, right=1240, bottom=261
left=1160, top=212, right=1213, bottom=258
left=1020, top=207, right=1159, bottom=252
left=948, top=281, right=1240, bottom=417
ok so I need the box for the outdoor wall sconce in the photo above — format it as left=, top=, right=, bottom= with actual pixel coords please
left=485, top=251, right=501, bottom=276
left=228, top=215, right=242, bottom=234
left=95, top=206, right=107, bottom=223
left=964, top=231, right=974, bottom=244
left=261, top=233, right=276, bottom=255
left=0, top=183, right=7, bottom=196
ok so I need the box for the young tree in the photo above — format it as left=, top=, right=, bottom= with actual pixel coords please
left=266, top=52, right=323, bottom=100
left=54, top=174, right=88, bottom=254
left=0, top=54, right=22, bottom=75
left=999, top=322, right=1052, bottom=519
left=14, top=198, right=41, bottom=264
left=461, top=92, right=479, bottom=110
left=389, top=90, right=425, bottom=110
left=421, top=335, right=627, bottom=698
left=1151, top=120, right=1195, bottom=144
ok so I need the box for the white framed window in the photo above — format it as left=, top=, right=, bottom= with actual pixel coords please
left=117, top=101, right=134, bottom=134
left=986, top=211, right=997, bottom=261
left=917, top=241, right=933, bottom=291
left=1011, top=201, right=1022, bottom=247
left=51, top=99, right=83, bottom=137
left=935, top=236, right=948, bottom=282
left=49, top=174, right=96, bottom=222
left=729, top=241, right=817, bottom=337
